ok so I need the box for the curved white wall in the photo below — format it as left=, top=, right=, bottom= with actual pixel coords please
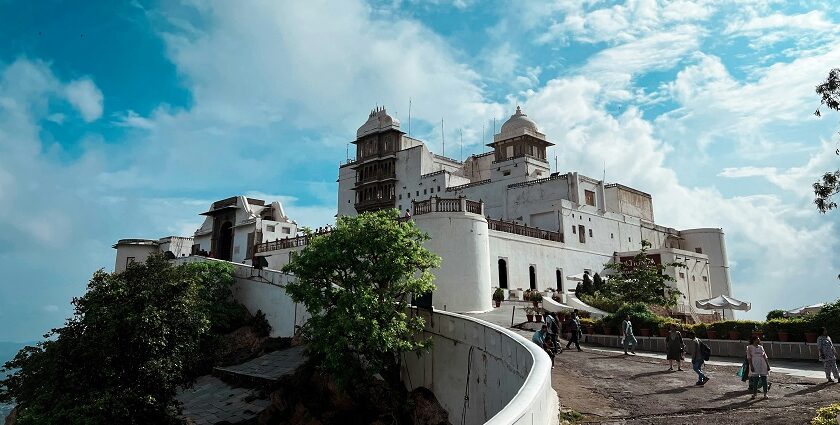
left=402, top=309, right=556, bottom=424
left=414, top=212, right=492, bottom=312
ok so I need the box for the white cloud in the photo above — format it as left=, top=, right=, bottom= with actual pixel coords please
left=719, top=166, right=777, bottom=178
left=64, top=78, right=103, bottom=122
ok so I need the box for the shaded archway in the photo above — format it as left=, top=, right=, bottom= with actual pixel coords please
left=498, top=259, right=508, bottom=289
left=218, top=221, right=234, bottom=261
left=529, top=265, right=536, bottom=290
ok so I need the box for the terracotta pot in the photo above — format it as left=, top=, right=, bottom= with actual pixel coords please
left=777, top=331, right=790, bottom=342
left=658, top=328, right=669, bottom=337
left=603, top=327, right=613, bottom=335
left=805, top=332, right=818, bottom=343
left=494, top=300, right=501, bottom=308
left=585, top=325, right=594, bottom=335
left=535, top=314, right=542, bottom=323
left=532, top=301, right=540, bottom=308
left=526, top=314, right=534, bottom=323
left=706, top=330, right=718, bottom=340
left=639, top=328, right=651, bottom=337
left=728, top=330, right=740, bottom=340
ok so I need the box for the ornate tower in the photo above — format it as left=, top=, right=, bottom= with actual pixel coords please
left=488, top=106, right=553, bottom=162
left=352, top=107, right=403, bottom=213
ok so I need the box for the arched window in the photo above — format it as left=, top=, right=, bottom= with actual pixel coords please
left=556, top=269, right=563, bottom=291
left=529, top=265, right=537, bottom=290
left=498, top=259, right=508, bottom=289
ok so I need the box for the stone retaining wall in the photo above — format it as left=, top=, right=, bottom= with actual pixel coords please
left=584, top=334, right=840, bottom=360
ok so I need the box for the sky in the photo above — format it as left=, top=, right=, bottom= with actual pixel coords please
left=1, top=0, right=839, bottom=342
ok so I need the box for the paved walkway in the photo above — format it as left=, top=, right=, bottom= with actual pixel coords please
left=466, top=305, right=826, bottom=379
left=177, top=346, right=307, bottom=425
left=214, top=345, right=307, bottom=382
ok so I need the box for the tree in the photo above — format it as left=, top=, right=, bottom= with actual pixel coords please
left=601, top=240, right=684, bottom=308
left=0, top=255, right=236, bottom=425
left=580, top=272, right=594, bottom=295
left=283, top=209, right=440, bottom=391
left=766, top=309, right=786, bottom=321
left=813, top=68, right=840, bottom=213
left=592, top=272, right=605, bottom=293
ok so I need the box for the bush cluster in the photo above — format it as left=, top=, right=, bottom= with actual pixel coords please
left=579, top=297, right=840, bottom=342
left=811, top=403, right=840, bottom=425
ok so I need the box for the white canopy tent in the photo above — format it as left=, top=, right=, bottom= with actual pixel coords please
left=785, top=303, right=825, bottom=317
left=695, top=294, right=751, bottom=319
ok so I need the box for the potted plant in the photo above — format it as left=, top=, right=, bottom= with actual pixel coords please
left=530, top=291, right=543, bottom=307
left=493, top=288, right=504, bottom=308
left=523, top=289, right=532, bottom=302
left=603, top=326, right=613, bottom=335
left=639, top=328, right=651, bottom=337
left=706, top=329, right=718, bottom=339
left=805, top=331, right=818, bottom=343
left=777, top=330, right=790, bottom=342
left=525, top=307, right=534, bottom=322
left=534, top=308, right=543, bottom=323
left=728, top=327, right=740, bottom=340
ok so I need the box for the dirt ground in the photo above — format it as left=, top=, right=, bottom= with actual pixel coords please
left=551, top=347, right=838, bottom=424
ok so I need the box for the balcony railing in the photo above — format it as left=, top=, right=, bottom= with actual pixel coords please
left=487, top=218, right=564, bottom=243
left=255, top=230, right=333, bottom=254
left=412, top=197, right=484, bottom=216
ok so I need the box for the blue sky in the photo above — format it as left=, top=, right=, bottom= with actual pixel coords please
left=1, top=0, right=839, bottom=341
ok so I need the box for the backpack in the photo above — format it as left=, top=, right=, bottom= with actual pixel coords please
left=699, top=340, right=711, bottom=361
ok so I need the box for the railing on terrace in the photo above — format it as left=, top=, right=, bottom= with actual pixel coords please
left=420, top=170, right=446, bottom=179
left=412, top=197, right=484, bottom=216
left=445, top=179, right=491, bottom=192
left=487, top=218, right=564, bottom=243
left=507, top=173, right=567, bottom=189
left=491, top=153, right=548, bottom=165
left=254, top=230, right=332, bottom=253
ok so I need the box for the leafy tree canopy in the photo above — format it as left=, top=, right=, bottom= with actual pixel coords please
left=283, top=209, right=440, bottom=390
left=813, top=68, right=840, bottom=213
left=601, top=240, right=684, bottom=308
left=0, top=255, right=237, bottom=425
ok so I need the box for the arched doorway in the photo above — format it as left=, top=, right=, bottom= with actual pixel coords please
left=529, top=265, right=536, bottom=290
left=556, top=269, right=563, bottom=291
left=218, top=221, right=233, bottom=261
left=498, top=259, right=508, bottom=289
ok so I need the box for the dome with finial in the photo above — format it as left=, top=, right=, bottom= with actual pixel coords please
left=500, top=106, right=538, bottom=135
left=357, top=106, right=401, bottom=138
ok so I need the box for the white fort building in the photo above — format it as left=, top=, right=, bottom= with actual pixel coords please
left=115, top=106, right=735, bottom=321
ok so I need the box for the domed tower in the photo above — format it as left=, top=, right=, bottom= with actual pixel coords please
left=352, top=107, right=403, bottom=213
left=490, top=106, right=553, bottom=163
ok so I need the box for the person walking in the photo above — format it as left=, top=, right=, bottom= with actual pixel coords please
left=545, top=312, right=563, bottom=354
left=565, top=310, right=582, bottom=352
left=532, top=324, right=555, bottom=369
left=686, top=331, right=709, bottom=386
left=747, top=335, right=771, bottom=399
left=665, top=324, right=684, bottom=371
left=817, top=327, right=839, bottom=383
left=621, top=315, right=637, bottom=355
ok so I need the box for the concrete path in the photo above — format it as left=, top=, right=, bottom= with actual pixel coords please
left=214, top=345, right=307, bottom=382
left=466, top=305, right=827, bottom=379
left=178, top=346, right=307, bottom=425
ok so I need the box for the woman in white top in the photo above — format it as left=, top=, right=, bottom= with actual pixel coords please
left=747, top=335, right=771, bottom=398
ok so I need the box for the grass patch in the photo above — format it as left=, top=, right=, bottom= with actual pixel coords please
left=559, top=408, right=585, bottom=423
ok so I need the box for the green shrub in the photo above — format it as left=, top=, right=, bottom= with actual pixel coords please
left=763, top=317, right=809, bottom=341
left=530, top=291, right=543, bottom=302
left=708, top=320, right=763, bottom=340
left=249, top=310, right=272, bottom=338
left=603, top=303, right=661, bottom=333
left=578, top=293, right=623, bottom=313
left=766, top=309, right=786, bottom=321
left=811, top=403, right=840, bottom=425
left=493, top=287, right=505, bottom=301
